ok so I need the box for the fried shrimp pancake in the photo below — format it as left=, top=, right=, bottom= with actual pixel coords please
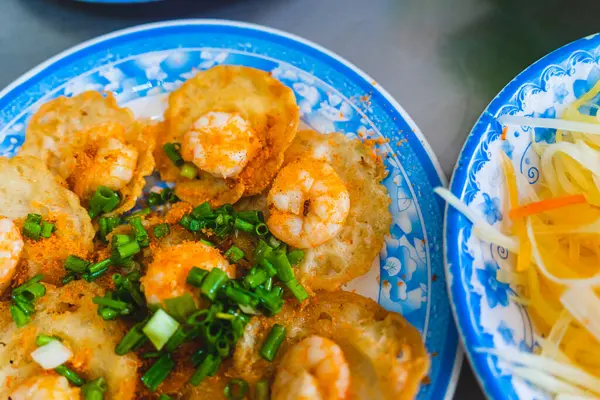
left=256, top=130, right=391, bottom=291
left=158, top=65, right=299, bottom=206
left=232, top=291, right=429, bottom=400
left=0, top=156, right=94, bottom=285
left=19, top=91, right=157, bottom=214
left=0, top=281, right=140, bottom=399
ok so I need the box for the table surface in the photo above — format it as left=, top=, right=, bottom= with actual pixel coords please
left=2, top=0, right=598, bottom=398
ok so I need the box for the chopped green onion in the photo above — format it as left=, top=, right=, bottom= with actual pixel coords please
left=179, top=215, right=193, bottom=230
left=186, top=267, right=208, bottom=287
left=180, top=162, right=198, bottom=179
left=287, top=249, right=305, bottom=266
left=165, top=325, right=191, bottom=352
left=117, top=240, right=141, bottom=259
left=112, top=234, right=131, bottom=247
left=62, top=273, right=76, bottom=285
left=190, top=348, right=207, bottom=367
left=234, top=218, right=254, bottom=233
left=141, top=354, right=175, bottom=392
left=36, top=334, right=60, bottom=346
left=13, top=295, right=35, bottom=315
left=125, top=207, right=151, bottom=221
left=271, top=286, right=284, bottom=298
left=200, top=268, right=229, bottom=301
left=187, top=309, right=213, bottom=326
left=244, top=268, right=269, bottom=289
left=129, top=217, right=149, bottom=247
left=254, top=379, right=270, bottom=400
left=163, top=143, right=184, bottom=167
left=10, top=303, right=30, bottom=327
left=204, top=320, right=223, bottom=345
left=224, top=379, right=249, bottom=400
left=254, top=287, right=284, bottom=315
left=148, top=192, right=162, bottom=207
left=64, top=255, right=90, bottom=274
left=224, top=285, right=256, bottom=307
left=285, top=278, right=309, bottom=302
left=55, top=365, right=85, bottom=386
left=215, top=204, right=234, bottom=215
left=236, top=210, right=263, bottom=224
left=254, top=240, right=273, bottom=265
left=143, top=309, right=180, bottom=351
left=216, top=337, right=231, bottom=357
left=189, top=354, right=221, bottom=386
left=215, top=312, right=235, bottom=321
left=260, top=324, right=286, bottom=361
left=164, top=293, right=197, bottom=323
left=224, top=246, right=245, bottom=263
left=268, top=235, right=281, bottom=249
left=158, top=395, right=173, bottom=400
left=25, top=213, right=42, bottom=224
left=200, top=239, right=214, bottom=247
left=23, top=221, right=41, bottom=240
left=81, top=377, right=108, bottom=400
left=40, top=221, right=55, bottom=238
left=264, top=277, right=273, bottom=292
left=115, top=321, right=147, bottom=355
left=188, top=219, right=202, bottom=232
left=89, top=258, right=112, bottom=274
left=12, top=274, right=44, bottom=296
left=161, top=187, right=177, bottom=203
left=260, top=259, right=278, bottom=277
left=99, top=307, right=119, bottom=320
left=93, top=296, right=129, bottom=311
left=89, top=186, right=120, bottom=218
left=191, top=202, right=213, bottom=219
left=270, top=252, right=295, bottom=283
left=255, top=223, right=269, bottom=237
left=98, top=216, right=122, bottom=242
left=153, top=223, right=170, bottom=239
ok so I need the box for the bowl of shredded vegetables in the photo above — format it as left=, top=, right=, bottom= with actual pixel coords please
left=442, top=33, right=600, bottom=399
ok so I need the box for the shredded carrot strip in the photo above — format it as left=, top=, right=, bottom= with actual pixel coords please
left=501, top=125, right=508, bottom=140
left=509, top=194, right=587, bottom=219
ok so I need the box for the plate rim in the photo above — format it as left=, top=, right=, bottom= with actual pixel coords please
left=0, top=18, right=461, bottom=399
left=444, top=32, right=600, bottom=400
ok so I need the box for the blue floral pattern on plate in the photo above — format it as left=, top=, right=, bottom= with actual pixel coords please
left=0, top=20, right=460, bottom=399
left=446, top=33, right=600, bottom=399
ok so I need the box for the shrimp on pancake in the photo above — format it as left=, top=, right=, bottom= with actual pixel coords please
left=19, top=91, right=157, bottom=215
left=157, top=65, right=299, bottom=207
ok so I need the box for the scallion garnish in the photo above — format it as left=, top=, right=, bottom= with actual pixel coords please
left=23, top=221, right=41, bottom=240
left=64, top=255, right=90, bottom=274
left=55, top=364, right=85, bottom=386
left=259, top=324, right=286, bottom=361
left=81, top=377, right=108, bottom=400
left=88, top=186, right=120, bottom=218
left=40, top=221, right=55, bottom=238
left=255, top=223, right=269, bottom=237
left=153, top=223, right=170, bottom=239
left=115, top=321, right=148, bottom=355
left=180, top=162, right=198, bottom=179
left=129, top=217, right=149, bottom=247
left=224, top=246, right=245, bottom=263
left=234, top=218, right=254, bottom=233
left=191, top=202, right=213, bottom=219
left=141, top=353, right=175, bottom=392
left=244, top=268, right=268, bottom=289
left=189, top=353, right=221, bottom=386
left=224, top=378, right=249, bottom=400
left=254, top=379, right=270, bottom=400
left=186, top=267, right=208, bottom=287
left=164, top=293, right=197, bottom=323
left=285, top=278, right=309, bottom=302
left=200, top=268, right=229, bottom=301
left=143, top=309, right=180, bottom=351
left=287, top=249, right=305, bottom=265
left=117, top=240, right=141, bottom=259
left=35, top=334, right=60, bottom=346
left=163, top=143, right=184, bottom=167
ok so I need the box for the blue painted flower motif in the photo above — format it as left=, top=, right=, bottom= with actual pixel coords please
left=478, top=193, right=503, bottom=224
left=554, top=83, right=568, bottom=104
left=532, top=107, right=556, bottom=143
left=476, top=261, right=510, bottom=309
left=497, top=321, right=515, bottom=345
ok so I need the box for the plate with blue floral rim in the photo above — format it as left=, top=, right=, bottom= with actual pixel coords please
left=0, top=19, right=461, bottom=399
left=445, top=33, right=600, bottom=399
